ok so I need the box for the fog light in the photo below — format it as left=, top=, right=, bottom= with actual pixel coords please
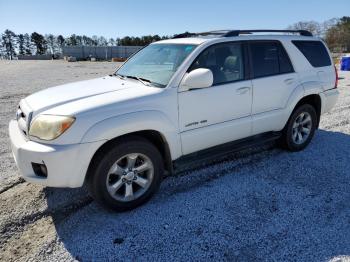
left=32, top=162, right=48, bottom=178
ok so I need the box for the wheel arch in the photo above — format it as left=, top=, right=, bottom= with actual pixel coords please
left=292, top=94, right=321, bottom=128
left=85, top=129, right=174, bottom=186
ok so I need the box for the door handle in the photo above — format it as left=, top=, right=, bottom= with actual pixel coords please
left=236, top=86, right=250, bottom=95
left=284, top=78, right=295, bottom=85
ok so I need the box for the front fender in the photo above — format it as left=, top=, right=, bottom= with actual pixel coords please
left=80, top=110, right=182, bottom=160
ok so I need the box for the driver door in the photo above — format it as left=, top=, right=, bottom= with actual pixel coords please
left=178, top=42, right=253, bottom=155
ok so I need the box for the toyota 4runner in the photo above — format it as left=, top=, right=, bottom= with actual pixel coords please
left=9, top=30, right=339, bottom=211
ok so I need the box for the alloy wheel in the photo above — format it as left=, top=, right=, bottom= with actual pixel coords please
left=292, top=111, right=312, bottom=145
left=106, top=153, right=154, bottom=202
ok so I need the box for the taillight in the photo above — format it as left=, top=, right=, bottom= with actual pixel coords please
left=334, top=65, right=338, bottom=88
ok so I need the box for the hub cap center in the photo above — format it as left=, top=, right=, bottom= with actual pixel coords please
left=125, top=171, right=135, bottom=180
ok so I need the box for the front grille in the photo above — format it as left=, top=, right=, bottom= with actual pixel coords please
left=16, top=100, right=32, bottom=137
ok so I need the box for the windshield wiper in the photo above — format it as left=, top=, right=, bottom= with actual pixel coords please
left=113, top=73, right=125, bottom=80
left=124, top=75, right=152, bottom=86
left=114, top=74, right=164, bottom=88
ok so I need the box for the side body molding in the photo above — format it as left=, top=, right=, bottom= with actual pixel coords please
left=80, top=110, right=182, bottom=160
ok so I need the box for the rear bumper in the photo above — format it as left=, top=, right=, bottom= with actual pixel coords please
left=320, top=89, right=339, bottom=114
left=9, top=120, right=105, bottom=188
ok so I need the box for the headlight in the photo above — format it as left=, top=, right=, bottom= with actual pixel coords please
left=29, top=115, right=75, bottom=141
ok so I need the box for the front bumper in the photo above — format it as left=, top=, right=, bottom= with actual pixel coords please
left=320, top=88, right=339, bottom=114
left=9, top=120, right=105, bottom=188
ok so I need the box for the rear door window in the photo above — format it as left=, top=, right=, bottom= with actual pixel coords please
left=278, top=44, right=294, bottom=73
left=249, top=41, right=294, bottom=78
left=292, top=40, right=331, bottom=67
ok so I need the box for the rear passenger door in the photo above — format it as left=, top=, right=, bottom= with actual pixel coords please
left=249, top=41, right=298, bottom=135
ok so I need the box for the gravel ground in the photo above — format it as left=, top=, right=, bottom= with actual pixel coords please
left=0, top=60, right=349, bottom=262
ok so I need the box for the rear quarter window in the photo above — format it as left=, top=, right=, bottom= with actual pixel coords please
left=292, top=40, right=331, bottom=68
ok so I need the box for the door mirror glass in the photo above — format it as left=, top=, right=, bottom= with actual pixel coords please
left=179, top=68, right=213, bottom=91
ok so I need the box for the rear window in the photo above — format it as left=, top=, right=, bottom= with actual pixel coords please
left=292, top=40, right=331, bottom=67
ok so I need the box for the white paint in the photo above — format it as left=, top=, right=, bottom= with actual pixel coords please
left=9, top=33, right=339, bottom=188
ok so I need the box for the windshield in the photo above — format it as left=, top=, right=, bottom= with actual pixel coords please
left=116, top=44, right=197, bottom=87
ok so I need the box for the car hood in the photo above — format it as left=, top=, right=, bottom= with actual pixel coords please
left=24, top=76, right=142, bottom=113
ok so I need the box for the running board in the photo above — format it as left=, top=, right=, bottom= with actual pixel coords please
left=173, top=132, right=281, bottom=173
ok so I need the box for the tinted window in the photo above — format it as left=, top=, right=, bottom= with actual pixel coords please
left=189, top=42, right=244, bottom=85
left=292, top=40, right=331, bottom=67
left=278, top=45, right=294, bottom=73
left=250, top=42, right=279, bottom=78
left=250, top=41, right=294, bottom=78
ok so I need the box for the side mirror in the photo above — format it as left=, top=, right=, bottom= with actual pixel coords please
left=179, top=68, right=213, bottom=91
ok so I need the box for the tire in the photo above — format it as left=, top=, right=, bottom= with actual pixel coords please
left=87, top=136, right=163, bottom=211
left=280, top=104, right=317, bottom=152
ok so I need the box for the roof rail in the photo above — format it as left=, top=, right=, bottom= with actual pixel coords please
left=172, top=30, right=227, bottom=39
left=172, top=29, right=313, bottom=39
left=172, top=32, right=196, bottom=39
left=223, top=30, right=313, bottom=37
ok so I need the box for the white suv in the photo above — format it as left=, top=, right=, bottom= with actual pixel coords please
left=9, top=30, right=339, bottom=210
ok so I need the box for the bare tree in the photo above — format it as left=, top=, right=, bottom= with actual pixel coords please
left=98, top=36, right=108, bottom=46
left=108, top=38, right=116, bottom=46
left=322, top=18, right=338, bottom=35
left=325, top=16, right=350, bottom=52
left=287, top=21, right=323, bottom=37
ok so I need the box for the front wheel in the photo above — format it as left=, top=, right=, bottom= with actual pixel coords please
left=87, top=137, right=163, bottom=211
left=280, top=104, right=317, bottom=151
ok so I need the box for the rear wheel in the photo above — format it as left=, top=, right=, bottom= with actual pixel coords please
left=280, top=104, right=317, bottom=151
left=87, top=137, right=163, bottom=211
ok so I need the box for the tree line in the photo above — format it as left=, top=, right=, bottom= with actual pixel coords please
left=1, top=16, right=349, bottom=59
left=0, top=32, right=171, bottom=59
left=287, top=16, right=350, bottom=52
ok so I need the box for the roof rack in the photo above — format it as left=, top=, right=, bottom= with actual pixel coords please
left=172, top=30, right=228, bottom=39
left=223, top=30, right=313, bottom=37
left=172, top=29, right=313, bottom=39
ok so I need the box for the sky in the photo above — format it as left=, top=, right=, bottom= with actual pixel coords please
left=0, top=0, right=349, bottom=38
